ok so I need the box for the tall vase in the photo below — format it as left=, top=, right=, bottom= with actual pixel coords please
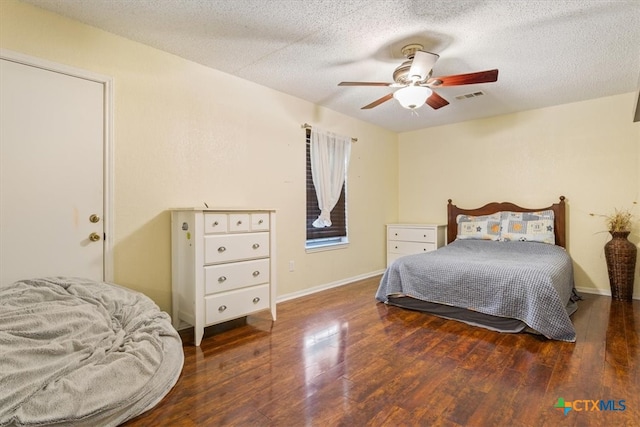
left=604, top=231, right=636, bottom=301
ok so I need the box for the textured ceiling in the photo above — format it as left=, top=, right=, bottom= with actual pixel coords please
left=22, top=0, right=640, bottom=132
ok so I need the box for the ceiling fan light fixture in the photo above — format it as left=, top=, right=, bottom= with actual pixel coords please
left=393, top=86, right=433, bottom=110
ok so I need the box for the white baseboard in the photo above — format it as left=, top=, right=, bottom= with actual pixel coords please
left=575, top=286, right=610, bottom=297
left=575, top=286, right=640, bottom=300
left=277, top=269, right=385, bottom=303
left=176, top=320, right=192, bottom=331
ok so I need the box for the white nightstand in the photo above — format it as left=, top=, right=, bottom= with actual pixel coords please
left=386, top=224, right=446, bottom=267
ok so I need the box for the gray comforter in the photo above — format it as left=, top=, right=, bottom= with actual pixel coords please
left=376, top=240, right=578, bottom=342
left=0, top=277, right=184, bottom=426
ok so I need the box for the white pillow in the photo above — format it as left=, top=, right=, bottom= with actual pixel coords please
left=500, top=210, right=555, bottom=244
left=456, top=213, right=502, bottom=241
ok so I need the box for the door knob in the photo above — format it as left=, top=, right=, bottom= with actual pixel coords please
left=89, top=214, right=100, bottom=223
left=89, top=232, right=101, bottom=242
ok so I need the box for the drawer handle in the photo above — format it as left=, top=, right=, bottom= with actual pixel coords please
left=252, top=270, right=260, bottom=277
left=218, top=305, right=227, bottom=312
left=252, top=297, right=260, bottom=304
left=218, top=276, right=227, bottom=283
left=237, top=220, right=242, bottom=226
left=213, top=221, right=219, bottom=226
left=258, top=219, right=264, bottom=224
left=252, top=243, right=260, bottom=249
left=218, top=246, right=226, bottom=253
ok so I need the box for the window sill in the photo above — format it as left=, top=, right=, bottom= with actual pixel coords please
left=305, top=239, right=349, bottom=253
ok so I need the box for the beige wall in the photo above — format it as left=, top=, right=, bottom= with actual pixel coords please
left=1, top=0, right=399, bottom=311
left=4, top=0, right=639, bottom=309
left=398, top=93, right=640, bottom=297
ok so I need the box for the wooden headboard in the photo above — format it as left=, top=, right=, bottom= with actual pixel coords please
left=446, top=196, right=567, bottom=248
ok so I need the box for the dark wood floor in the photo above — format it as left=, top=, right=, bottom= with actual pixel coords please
left=124, top=276, right=639, bottom=426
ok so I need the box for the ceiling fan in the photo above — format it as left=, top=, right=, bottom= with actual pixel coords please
left=338, top=44, right=498, bottom=111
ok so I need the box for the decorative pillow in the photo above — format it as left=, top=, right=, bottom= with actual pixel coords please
left=456, top=213, right=502, bottom=241
left=500, top=210, right=555, bottom=244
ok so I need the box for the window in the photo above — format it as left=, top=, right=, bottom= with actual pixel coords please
left=305, top=129, right=348, bottom=250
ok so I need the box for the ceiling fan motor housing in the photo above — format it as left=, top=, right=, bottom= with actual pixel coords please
left=393, top=44, right=434, bottom=85
left=393, top=61, right=432, bottom=85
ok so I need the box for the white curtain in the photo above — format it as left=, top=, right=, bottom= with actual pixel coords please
left=310, top=127, right=351, bottom=228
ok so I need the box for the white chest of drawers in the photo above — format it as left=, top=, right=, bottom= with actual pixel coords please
left=171, top=208, right=276, bottom=346
left=386, top=223, right=446, bottom=267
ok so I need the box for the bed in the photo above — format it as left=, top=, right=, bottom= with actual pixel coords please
left=0, top=277, right=184, bottom=426
left=376, top=196, right=579, bottom=342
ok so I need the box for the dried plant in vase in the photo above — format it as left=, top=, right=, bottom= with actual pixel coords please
left=604, top=208, right=633, bottom=233
left=591, top=206, right=636, bottom=301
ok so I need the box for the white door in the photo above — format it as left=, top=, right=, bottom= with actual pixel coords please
left=0, top=57, right=106, bottom=285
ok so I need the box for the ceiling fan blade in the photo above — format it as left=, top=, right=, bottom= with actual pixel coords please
left=408, top=50, right=439, bottom=82
left=428, top=69, right=499, bottom=87
left=338, top=81, right=392, bottom=87
left=426, top=91, right=449, bottom=110
left=362, top=93, right=394, bottom=109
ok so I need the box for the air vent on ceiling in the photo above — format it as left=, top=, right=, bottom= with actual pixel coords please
left=455, top=91, right=485, bottom=100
